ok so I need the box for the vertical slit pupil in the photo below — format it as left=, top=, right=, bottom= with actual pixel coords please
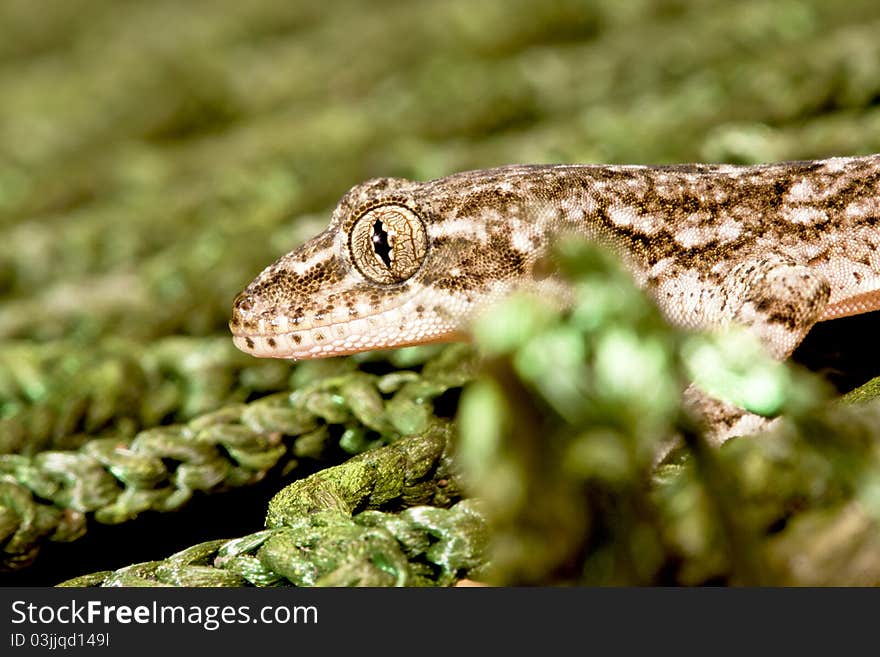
left=371, top=219, right=393, bottom=268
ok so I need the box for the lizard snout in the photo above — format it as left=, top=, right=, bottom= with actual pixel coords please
left=229, top=291, right=258, bottom=334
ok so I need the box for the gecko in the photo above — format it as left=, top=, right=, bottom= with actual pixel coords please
left=230, top=154, right=880, bottom=433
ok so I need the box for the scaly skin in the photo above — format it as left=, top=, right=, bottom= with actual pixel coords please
left=231, top=154, right=880, bottom=365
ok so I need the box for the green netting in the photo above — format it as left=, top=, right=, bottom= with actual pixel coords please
left=59, top=426, right=486, bottom=587
left=0, top=345, right=473, bottom=572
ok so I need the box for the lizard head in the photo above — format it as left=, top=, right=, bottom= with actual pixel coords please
left=230, top=168, right=555, bottom=359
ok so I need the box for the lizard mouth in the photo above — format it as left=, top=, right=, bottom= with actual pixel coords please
left=231, top=327, right=455, bottom=360
left=231, top=318, right=401, bottom=359
left=229, top=302, right=459, bottom=360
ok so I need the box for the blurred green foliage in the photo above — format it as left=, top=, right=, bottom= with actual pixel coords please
left=1, top=0, right=880, bottom=585
left=460, top=242, right=880, bottom=585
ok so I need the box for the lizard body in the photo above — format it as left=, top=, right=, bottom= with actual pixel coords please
left=231, top=154, right=880, bottom=365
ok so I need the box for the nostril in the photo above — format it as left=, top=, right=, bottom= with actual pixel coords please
left=230, top=292, right=256, bottom=330
left=233, top=292, right=253, bottom=313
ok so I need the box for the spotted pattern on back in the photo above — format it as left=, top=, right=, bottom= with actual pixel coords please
left=231, top=154, right=880, bottom=359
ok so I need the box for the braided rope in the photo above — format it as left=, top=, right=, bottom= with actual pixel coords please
left=0, top=337, right=291, bottom=455
left=0, top=345, right=476, bottom=571
left=59, top=428, right=486, bottom=587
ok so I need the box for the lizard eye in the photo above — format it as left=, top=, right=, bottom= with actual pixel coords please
left=348, top=204, right=427, bottom=285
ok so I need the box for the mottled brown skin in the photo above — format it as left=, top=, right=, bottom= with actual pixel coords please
left=232, top=154, right=880, bottom=367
